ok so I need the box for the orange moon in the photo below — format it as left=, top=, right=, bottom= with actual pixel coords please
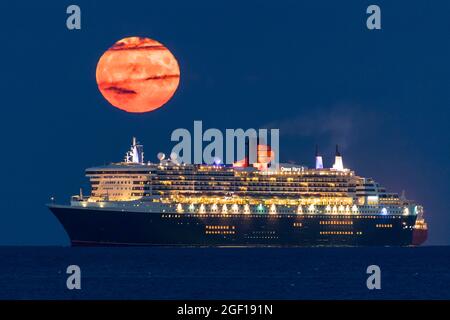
left=96, top=37, right=180, bottom=113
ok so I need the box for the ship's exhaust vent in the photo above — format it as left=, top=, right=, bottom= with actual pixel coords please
left=315, top=145, right=323, bottom=169
left=124, top=137, right=144, bottom=164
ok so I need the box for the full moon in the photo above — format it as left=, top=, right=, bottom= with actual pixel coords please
left=96, top=37, right=180, bottom=113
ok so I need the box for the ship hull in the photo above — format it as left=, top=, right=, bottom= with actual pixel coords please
left=48, top=205, right=422, bottom=246
left=412, top=229, right=428, bottom=246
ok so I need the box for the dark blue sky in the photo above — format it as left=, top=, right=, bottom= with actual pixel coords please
left=1, top=0, right=449, bottom=245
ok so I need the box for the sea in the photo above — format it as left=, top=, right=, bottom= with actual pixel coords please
left=0, top=246, right=449, bottom=300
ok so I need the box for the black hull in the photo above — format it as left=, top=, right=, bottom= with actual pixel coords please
left=49, top=206, right=418, bottom=246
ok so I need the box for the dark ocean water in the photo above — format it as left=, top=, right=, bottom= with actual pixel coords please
left=0, top=246, right=449, bottom=300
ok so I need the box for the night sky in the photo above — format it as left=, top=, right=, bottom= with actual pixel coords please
left=1, top=0, right=449, bottom=245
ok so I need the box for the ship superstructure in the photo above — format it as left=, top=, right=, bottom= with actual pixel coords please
left=48, top=138, right=428, bottom=246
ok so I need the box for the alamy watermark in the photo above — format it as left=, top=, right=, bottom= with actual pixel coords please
left=66, top=265, right=81, bottom=290
left=366, top=5, right=381, bottom=30
left=366, top=265, right=381, bottom=290
left=66, top=5, right=81, bottom=30
left=170, top=121, right=279, bottom=168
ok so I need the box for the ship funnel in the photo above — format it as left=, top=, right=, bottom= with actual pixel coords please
left=332, top=144, right=344, bottom=171
left=243, top=136, right=258, bottom=167
left=315, top=145, right=323, bottom=169
left=125, top=137, right=144, bottom=164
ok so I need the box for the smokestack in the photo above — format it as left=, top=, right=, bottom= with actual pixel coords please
left=244, top=136, right=259, bottom=166
left=256, top=135, right=260, bottom=164
left=131, top=137, right=144, bottom=164
left=244, top=139, right=249, bottom=167
left=332, top=144, right=344, bottom=171
left=315, top=145, right=323, bottom=169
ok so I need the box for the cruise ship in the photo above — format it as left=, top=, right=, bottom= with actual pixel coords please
left=48, top=138, right=428, bottom=246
